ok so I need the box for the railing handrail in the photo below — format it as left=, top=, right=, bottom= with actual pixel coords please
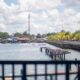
left=0, top=60, right=80, bottom=80
left=0, top=60, right=80, bottom=64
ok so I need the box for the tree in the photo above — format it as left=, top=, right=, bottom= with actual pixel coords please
left=0, top=32, right=9, bottom=39
left=73, top=32, right=80, bottom=40
left=47, top=31, right=73, bottom=41
left=36, top=34, right=41, bottom=38
left=14, top=32, right=22, bottom=37
left=23, top=31, right=28, bottom=36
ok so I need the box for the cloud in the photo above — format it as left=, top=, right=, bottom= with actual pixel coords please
left=0, top=0, right=80, bottom=34
left=62, top=0, right=80, bottom=7
left=0, top=23, right=6, bottom=31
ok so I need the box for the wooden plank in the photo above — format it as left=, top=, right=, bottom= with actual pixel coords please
left=5, top=78, right=12, bottom=80
left=26, top=71, right=78, bottom=76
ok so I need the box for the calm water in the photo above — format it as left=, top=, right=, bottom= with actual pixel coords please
left=0, top=43, right=79, bottom=80
left=0, top=43, right=80, bottom=60
left=0, top=43, right=53, bottom=60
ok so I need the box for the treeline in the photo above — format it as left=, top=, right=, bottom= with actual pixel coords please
left=0, top=30, right=80, bottom=41
left=13, top=31, right=30, bottom=37
left=0, top=31, right=30, bottom=39
left=48, top=30, right=80, bottom=41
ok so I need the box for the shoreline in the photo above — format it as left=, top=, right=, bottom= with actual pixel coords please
left=46, top=41, right=80, bottom=51
left=0, top=40, right=80, bottom=51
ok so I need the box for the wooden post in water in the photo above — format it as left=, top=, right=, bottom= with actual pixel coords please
left=50, top=51, right=53, bottom=59
left=63, top=54, right=66, bottom=60
left=54, top=55, right=56, bottom=61
left=40, top=47, right=43, bottom=52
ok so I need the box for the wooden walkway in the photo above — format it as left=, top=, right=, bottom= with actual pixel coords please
left=40, top=47, right=70, bottom=60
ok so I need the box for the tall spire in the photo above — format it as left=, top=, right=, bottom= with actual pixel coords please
left=28, top=13, right=30, bottom=35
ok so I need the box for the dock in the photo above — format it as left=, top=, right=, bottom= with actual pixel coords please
left=40, top=47, right=70, bottom=60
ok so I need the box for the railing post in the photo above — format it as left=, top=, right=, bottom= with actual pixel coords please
left=40, top=47, right=42, bottom=52
left=12, top=64, right=14, bottom=80
left=35, top=64, right=37, bottom=80
left=78, top=65, right=80, bottom=80
left=54, top=55, right=56, bottom=60
left=22, top=64, right=26, bottom=80
left=2, top=64, right=4, bottom=80
left=45, top=64, right=48, bottom=80
left=50, top=74, right=53, bottom=80
left=66, top=64, right=70, bottom=80
left=55, top=64, right=58, bottom=80
left=63, top=54, right=65, bottom=61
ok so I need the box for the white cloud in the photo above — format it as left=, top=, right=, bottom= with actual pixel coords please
left=62, top=0, right=80, bottom=7
left=0, top=23, right=6, bottom=31
left=0, top=0, right=80, bottom=34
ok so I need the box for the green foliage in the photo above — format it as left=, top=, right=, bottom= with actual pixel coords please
left=0, top=32, right=9, bottom=39
left=48, top=31, right=80, bottom=41
left=14, top=31, right=31, bottom=38
left=23, top=31, right=28, bottom=36
left=73, top=32, right=80, bottom=40
left=14, top=32, right=22, bottom=37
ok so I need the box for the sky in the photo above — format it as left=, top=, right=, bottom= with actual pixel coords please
left=0, top=0, right=80, bottom=34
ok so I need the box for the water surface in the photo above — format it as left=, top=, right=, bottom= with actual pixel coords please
left=0, top=43, right=80, bottom=60
left=0, top=43, right=79, bottom=80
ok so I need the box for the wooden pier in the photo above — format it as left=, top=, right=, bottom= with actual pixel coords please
left=40, top=47, right=70, bottom=60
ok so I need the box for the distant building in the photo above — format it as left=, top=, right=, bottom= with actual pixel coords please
left=6, top=36, right=30, bottom=43
left=16, top=37, right=30, bottom=43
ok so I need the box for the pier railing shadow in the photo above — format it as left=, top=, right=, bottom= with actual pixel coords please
left=0, top=61, right=80, bottom=80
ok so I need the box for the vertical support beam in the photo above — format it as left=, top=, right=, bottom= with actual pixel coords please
left=50, top=52, right=53, bottom=59
left=22, top=64, right=26, bottom=80
left=57, top=54, right=59, bottom=58
left=2, top=64, right=4, bottom=80
left=40, top=47, right=42, bottom=52
left=59, top=54, right=61, bottom=60
left=47, top=49, right=49, bottom=55
left=54, top=55, right=56, bottom=61
left=45, top=48, right=47, bottom=55
left=63, top=54, right=65, bottom=61
left=26, top=65, right=27, bottom=80
left=66, top=64, right=69, bottom=80
left=55, top=64, right=58, bottom=80
left=50, top=75, right=53, bottom=80
left=12, top=64, right=14, bottom=80
left=62, top=54, right=63, bottom=60
left=45, top=64, right=48, bottom=80
left=60, top=54, right=63, bottom=61
left=35, top=64, right=37, bottom=80
left=58, top=54, right=59, bottom=60
left=78, top=65, right=80, bottom=80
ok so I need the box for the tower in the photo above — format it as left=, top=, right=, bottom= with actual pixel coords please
left=28, top=13, right=30, bottom=35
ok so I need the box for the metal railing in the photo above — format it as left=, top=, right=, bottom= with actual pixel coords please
left=0, top=61, right=80, bottom=80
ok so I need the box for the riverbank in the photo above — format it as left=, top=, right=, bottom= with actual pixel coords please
left=46, top=41, right=80, bottom=51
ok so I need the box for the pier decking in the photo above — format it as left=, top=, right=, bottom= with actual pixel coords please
left=40, top=47, right=70, bottom=60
